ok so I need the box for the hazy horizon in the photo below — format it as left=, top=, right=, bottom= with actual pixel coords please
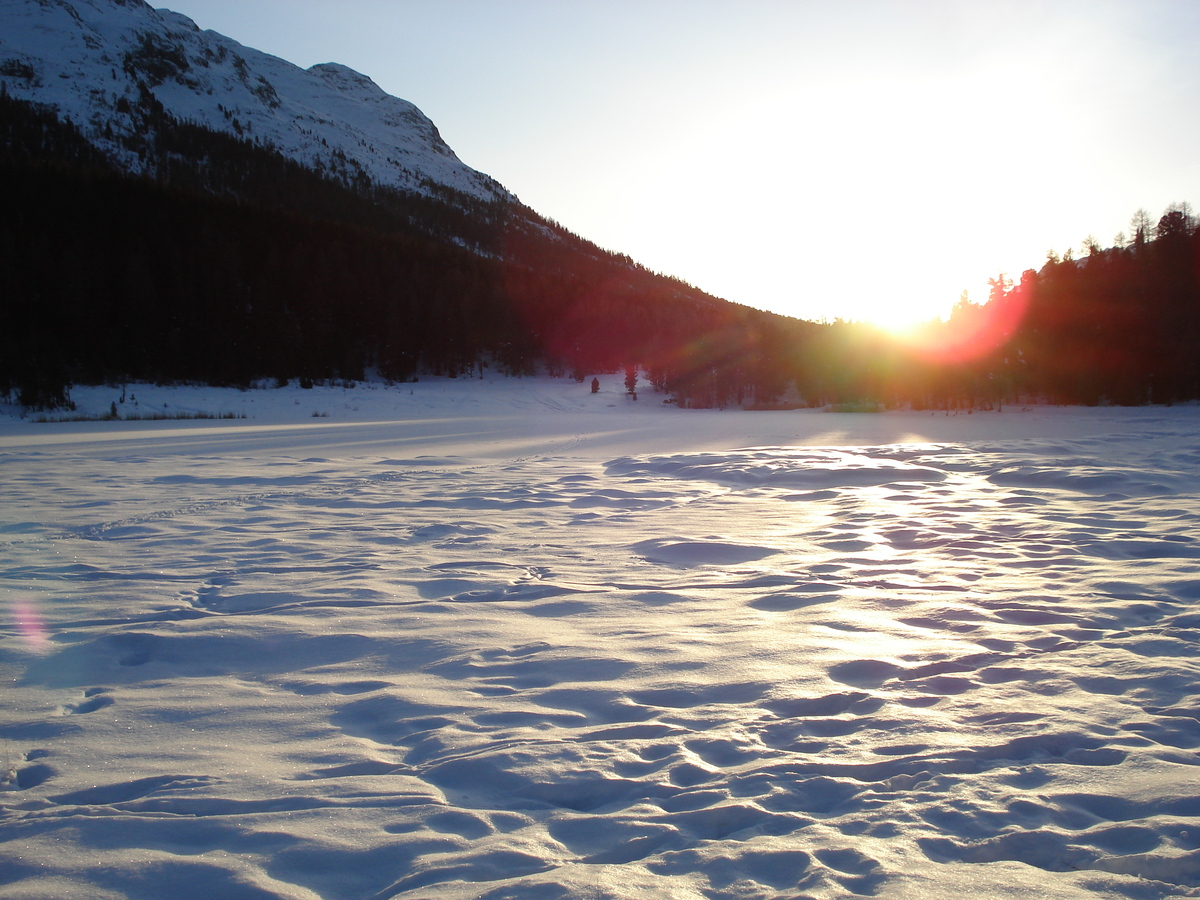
left=157, top=0, right=1200, bottom=328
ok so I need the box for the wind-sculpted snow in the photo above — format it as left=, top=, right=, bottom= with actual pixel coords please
left=3, top=397, right=1200, bottom=898
left=607, top=448, right=949, bottom=489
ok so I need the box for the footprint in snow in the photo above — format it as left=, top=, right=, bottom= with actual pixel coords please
left=61, top=687, right=114, bottom=715
left=1, top=749, right=55, bottom=791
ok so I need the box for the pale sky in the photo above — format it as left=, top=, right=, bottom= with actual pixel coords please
left=158, top=0, right=1200, bottom=327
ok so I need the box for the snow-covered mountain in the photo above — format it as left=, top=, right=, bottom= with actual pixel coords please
left=3, top=0, right=795, bottom=407
left=0, top=0, right=510, bottom=203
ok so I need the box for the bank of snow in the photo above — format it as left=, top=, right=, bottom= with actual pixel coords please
left=2, top=378, right=1200, bottom=899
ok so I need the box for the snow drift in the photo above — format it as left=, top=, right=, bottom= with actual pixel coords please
left=2, top=380, right=1200, bottom=898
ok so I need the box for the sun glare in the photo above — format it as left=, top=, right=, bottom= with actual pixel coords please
left=849, top=295, right=943, bottom=334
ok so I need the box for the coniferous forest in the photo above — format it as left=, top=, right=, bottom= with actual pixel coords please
left=2, top=92, right=1199, bottom=411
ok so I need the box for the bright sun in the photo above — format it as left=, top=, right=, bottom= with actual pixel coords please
left=852, top=293, right=943, bottom=333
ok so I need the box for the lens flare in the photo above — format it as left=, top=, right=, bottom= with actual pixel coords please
left=896, top=287, right=1031, bottom=365
left=12, top=598, right=51, bottom=651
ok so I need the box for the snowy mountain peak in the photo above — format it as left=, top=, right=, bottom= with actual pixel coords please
left=0, top=0, right=509, bottom=202
left=307, top=62, right=385, bottom=96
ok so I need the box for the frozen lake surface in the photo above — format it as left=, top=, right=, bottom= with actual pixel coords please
left=2, top=378, right=1200, bottom=899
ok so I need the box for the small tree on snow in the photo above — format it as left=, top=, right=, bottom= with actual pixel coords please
left=625, top=366, right=638, bottom=400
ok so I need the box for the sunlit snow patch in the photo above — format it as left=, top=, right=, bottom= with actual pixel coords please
left=608, top=448, right=946, bottom=489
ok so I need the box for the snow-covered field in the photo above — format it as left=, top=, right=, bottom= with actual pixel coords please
left=3, top=377, right=1200, bottom=900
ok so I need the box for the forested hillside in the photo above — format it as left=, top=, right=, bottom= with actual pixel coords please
left=877, top=209, right=1200, bottom=409
left=1009, top=209, right=1200, bottom=405
left=0, top=94, right=811, bottom=409
left=3, top=90, right=1197, bottom=411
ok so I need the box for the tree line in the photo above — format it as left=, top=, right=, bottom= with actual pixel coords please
left=1009, top=205, right=1200, bottom=405
left=0, top=92, right=804, bottom=408
left=2, top=90, right=1197, bottom=410
left=873, top=204, right=1200, bottom=409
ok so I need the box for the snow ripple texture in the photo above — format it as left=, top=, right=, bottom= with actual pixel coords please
left=3, top=428, right=1200, bottom=898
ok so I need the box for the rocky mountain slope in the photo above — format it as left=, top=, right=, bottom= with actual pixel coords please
left=0, top=0, right=508, bottom=202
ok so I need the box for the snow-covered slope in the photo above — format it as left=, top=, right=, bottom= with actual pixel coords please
left=3, top=385, right=1200, bottom=898
left=0, top=0, right=509, bottom=202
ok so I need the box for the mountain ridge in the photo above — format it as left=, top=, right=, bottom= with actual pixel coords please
left=0, top=0, right=509, bottom=202
left=0, top=4, right=805, bottom=413
left=9, top=0, right=1190, bottom=411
